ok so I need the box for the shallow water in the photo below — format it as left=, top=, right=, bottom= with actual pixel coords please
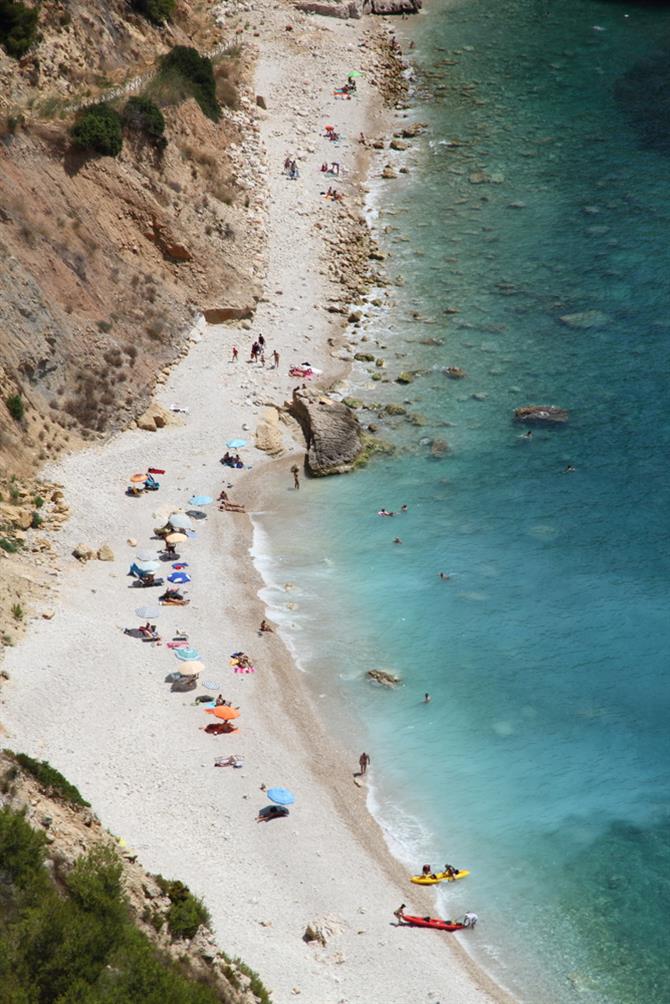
left=255, top=2, right=670, bottom=1000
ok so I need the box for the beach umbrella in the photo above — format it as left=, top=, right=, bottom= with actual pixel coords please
left=135, top=605, right=161, bottom=620
left=171, top=562, right=189, bottom=569
left=226, top=439, right=247, bottom=449
left=168, top=571, right=191, bottom=584
left=267, top=787, right=295, bottom=806
left=165, top=532, right=188, bottom=544
left=168, top=513, right=193, bottom=531
left=202, top=680, right=222, bottom=690
left=175, top=648, right=200, bottom=661
left=348, top=70, right=362, bottom=78
left=136, top=549, right=157, bottom=561
left=136, top=560, right=160, bottom=574
left=186, top=510, right=208, bottom=520
left=190, top=495, right=213, bottom=506
left=206, top=706, right=240, bottom=721
left=130, top=473, right=148, bottom=484
left=179, top=660, right=204, bottom=674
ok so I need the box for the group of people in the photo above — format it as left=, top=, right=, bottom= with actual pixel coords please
left=283, top=155, right=299, bottom=179
left=220, top=451, right=244, bottom=468
left=422, top=863, right=459, bottom=879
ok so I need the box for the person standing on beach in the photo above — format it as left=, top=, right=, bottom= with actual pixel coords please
left=359, top=752, right=370, bottom=775
left=231, top=345, right=238, bottom=362
left=291, top=464, right=300, bottom=490
left=273, top=349, right=280, bottom=369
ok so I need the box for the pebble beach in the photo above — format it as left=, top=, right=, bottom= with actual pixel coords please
left=0, top=2, right=508, bottom=1002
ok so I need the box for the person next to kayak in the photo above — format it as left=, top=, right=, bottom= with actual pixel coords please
left=393, top=904, right=406, bottom=922
left=445, top=864, right=459, bottom=878
left=422, top=864, right=432, bottom=877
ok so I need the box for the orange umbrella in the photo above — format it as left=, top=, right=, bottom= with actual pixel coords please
left=179, top=660, right=204, bottom=674
left=130, top=473, right=148, bottom=484
left=205, top=706, right=240, bottom=721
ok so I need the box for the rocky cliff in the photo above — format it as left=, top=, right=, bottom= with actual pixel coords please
left=0, top=749, right=268, bottom=1002
left=0, top=0, right=264, bottom=476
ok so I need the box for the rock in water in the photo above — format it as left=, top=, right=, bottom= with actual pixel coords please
left=367, top=669, right=402, bottom=687
left=559, top=310, right=609, bottom=330
left=289, top=389, right=364, bottom=476
left=513, top=405, right=569, bottom=426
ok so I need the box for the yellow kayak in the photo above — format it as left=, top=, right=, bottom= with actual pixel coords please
left=410, top=869, right=470, bottom=885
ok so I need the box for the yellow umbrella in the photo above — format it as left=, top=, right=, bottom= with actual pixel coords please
left=179, top=660, right=204, bottom=674
left=166, top=532, right=188, bottom=544
left=130, top=473, right=148, bottom=484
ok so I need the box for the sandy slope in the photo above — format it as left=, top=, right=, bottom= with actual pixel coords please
left=1, top=3, right=508, bottom=1002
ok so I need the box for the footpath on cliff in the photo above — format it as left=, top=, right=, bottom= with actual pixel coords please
left=0, top=1, right=504, bottom=1002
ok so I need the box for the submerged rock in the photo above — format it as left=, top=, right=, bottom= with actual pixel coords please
left=559, top=310, right=609, bottom=330
left=513, top=405, right=569, bottom=426
left=367, top=669, right=402, bottom=687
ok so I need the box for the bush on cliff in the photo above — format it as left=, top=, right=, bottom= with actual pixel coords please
left=132, top=0, right=175, bottom=25
left=155, top=875, right=211, bottom=939
left=0, top=807, right=225, bottom=1003
left=0, top=0, right=39, bottom=59
left=157, top=46, right=220, bottom=122
left=7, top=750, right=91, bottom=806
left=122, top=96, right=166, bottom=145
left=70, top=103, right=123, bottom=157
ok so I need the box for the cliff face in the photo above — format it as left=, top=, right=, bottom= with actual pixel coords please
left=0, top=749, right=268, bottom=1002
left=0, top=0, right=264, bottom=475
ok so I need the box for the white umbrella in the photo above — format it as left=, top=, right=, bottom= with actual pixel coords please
left=136, top=560, right=160, bottom=574
left=168, top=513, right=193, bottom=531
left=136, top=549, right=158, bottom=562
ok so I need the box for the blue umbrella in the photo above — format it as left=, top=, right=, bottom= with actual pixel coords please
left=175, top=648, right=200, bottom=661
left=190, top=495, right=213, bottom=506
left=226, top=439, right=247, bottom=449
left=171, top=562, right=189, bottom=569
left=168, top=572, right=191, bottom=584
left=267, top=787, right=295, bottom=806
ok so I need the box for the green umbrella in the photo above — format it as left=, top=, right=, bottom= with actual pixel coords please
left=348, top=70, right=362, bottom=78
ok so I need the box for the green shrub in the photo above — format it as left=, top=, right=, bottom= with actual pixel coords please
left=0, top=809, right=227, bottom=1004
left=158, top=46, right=220, bottom=122
left=155, top=876, right=210, bottom=940
left=132, top=0, right=175, bottom=25
left=0, top=536, right=21, bottom=553
left=0, top=0, right=39, bottom=59
left=70, top=104, right=123, bottom=157
left=0, top=806, right=48, bottom=890
left=6, top=394, right=24, bottom=421
left=123, top=96, right=166, bottom=144
left=7, top=751, right=91, bottom=807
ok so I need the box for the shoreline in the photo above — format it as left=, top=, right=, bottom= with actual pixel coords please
left=1, top=2, right=513, bottom=1002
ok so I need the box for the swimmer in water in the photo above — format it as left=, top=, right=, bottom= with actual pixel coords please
left=424, top=693, right=431, bottom=703
left=563, top=465, right=576, bottom=473
left=439, top=572, right=450, bottom=580
left=393, top=537, right=402, bottom=544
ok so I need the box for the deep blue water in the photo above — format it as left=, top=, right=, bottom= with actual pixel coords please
left=255, top=2, right=670, bottom=1000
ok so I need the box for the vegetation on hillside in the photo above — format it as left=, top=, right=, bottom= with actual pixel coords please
left=0, top=0, right=39, bottom=58
left=132, top=0, right=175, bottom=26
left=70, top=103, right=123, bottom=156
left=0, top=808, right=227, bottom=1004
left=123, top=96, right=166, bottom=145
left=155, top=46, right=221, bottom=122
left=4, top=751, right=90, bottom=807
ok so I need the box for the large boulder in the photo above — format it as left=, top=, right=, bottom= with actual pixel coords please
left=294, top=0, right=367, bottom=16
left=255, top=408, right=284, bottom=455
left=513, top=405, right=569, bottom=426
left=288, top=388, right=364, bottom=476
left=367, top=669, right=402, bottom=687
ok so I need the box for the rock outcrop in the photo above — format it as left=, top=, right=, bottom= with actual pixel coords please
left=367, top=669, right=402, bottom=687
left=255, top=407, right=284, bottom=455
left=288, top=388, right=364, bottom=476
left=513, top=406, right=569, bottom=425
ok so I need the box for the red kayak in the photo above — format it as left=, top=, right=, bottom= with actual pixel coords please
left=400, top=914, right=464, bottom=932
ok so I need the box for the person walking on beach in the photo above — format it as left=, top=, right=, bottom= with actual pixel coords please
left=231, top=345, right=239, bottom=362
left=273, top=349, right=280, bottom=369
left=250, top=341, right=259, bottom=362
left=291, top=464, right=300, bottom=490
left=359, top=752, right=370, bottom=776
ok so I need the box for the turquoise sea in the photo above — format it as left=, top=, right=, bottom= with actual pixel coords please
left=254, top=2, right=670, bottom=1001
